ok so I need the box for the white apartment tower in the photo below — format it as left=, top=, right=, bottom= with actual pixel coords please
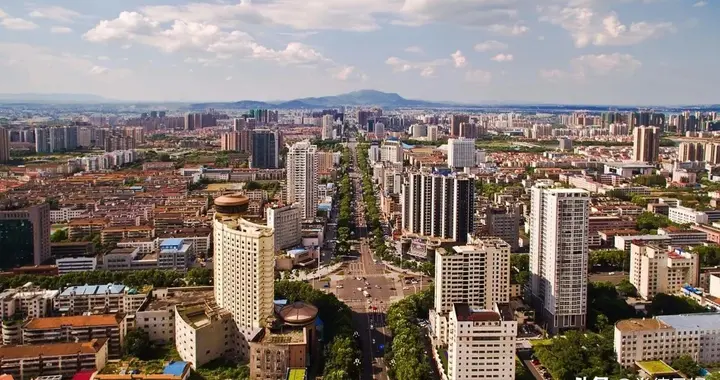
left=380, top=139, right=403, bottom=164
left=213, top=194, right=275, bottom=359
left=431, top=238, right=511, bottom=345
left=266, top=203, right=302, bottom=251
left=447, top=138, right=476, bottom=169
left=401, top=170, right=474, bottom=243
left=529, top=186, right=589, bottom=334
left=286, top=141, right=319, bottom=220
left=447, top=303, right=516, bottom=380
left=629, top=243, right=699, bottom=300
left=321, top=115, right=334, bottom=140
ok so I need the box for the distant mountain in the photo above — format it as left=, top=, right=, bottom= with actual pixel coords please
left=0, top=93, right=115, bottom=103
left=190, top=89, right=451, bottom=110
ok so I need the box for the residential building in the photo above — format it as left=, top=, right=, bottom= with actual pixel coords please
left=483, top=207, right=519, bottom=251
left=380, top=140, right=403, bottom=164
left=0, top=286, right=58, bottom=320
left=220, top=132, right=243, bottom=152
left=213, top=195, right=275, bottom=359
left=529, top=186, right=589, bottom=334
left=446, top=303, right=516, bottom=380
left=175, top=302, right=234, bottom=368
left=135, top=287, right=214, bottom=344
left=431, top=238, right=510, bottom=345
left=629, top=243, right=699, bottom=300
left=450, top=115, right=470, bottom=137
left=558, top=137, right=573, bottom=152
left=286, top=141, right=319, bottom=220
left=158, top=238, right=193, bottom=271
left=614, top=313, right=720, bottom=367
left=447, top=138, right=476, bottom=169
left=0, top=339, right=108, bottom=380
left=251, top=130, right=279, bottom=169
left=21, top=314, right=126, bottom=359
left=54, top=284, right=148, bottom=316
left=678, top=141, right=705, bottom=162
left=401, top=170, right=475, bottom=243
left=0, top=204, right=51, bottom=270
left=321, top=115, right=334, bottom=140
left=668, top=206, right=709, bottom=225
left=632, top=126, right=661, bottom=163
left=266, top=204, right=302, bottom=251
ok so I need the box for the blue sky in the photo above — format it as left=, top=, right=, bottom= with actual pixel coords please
left=0, top=0, right=717, bottom=105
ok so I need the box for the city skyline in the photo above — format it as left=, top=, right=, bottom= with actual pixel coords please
left=0, top=0, right=718, bottom=105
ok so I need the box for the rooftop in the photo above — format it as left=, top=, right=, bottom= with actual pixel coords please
left=160, top=238, right=184, bottom=247
left=24, top=314, right=120, bottom=330
left=0, top=339, right=107, bottom=359
left=59, top=284, right=126, bottom=297
left=636, top=360, right=677, bottom=375
left=143, top=287, right=214, bottom=312
left=163, top=361, right=189, bottom=376
left=657, top=313, right=720, bottom=330
left=453, top=303, right=501, bottom=322
left=288, top=368, right=307, bottom=380
left=615, top=318, right=671, bottom=332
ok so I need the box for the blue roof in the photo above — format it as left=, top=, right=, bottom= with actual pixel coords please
left=402, top=143, right=415, bottom=149
left=163, top=361, right=188, bottom=376
left=161, top=238, right=184, bottom=247
left=656, top=313, right=719, bottom=330
left=274, top=299, right=288, bottom=306
left=60, top=284, right=125, bottom=297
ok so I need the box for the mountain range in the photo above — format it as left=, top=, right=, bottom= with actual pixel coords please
left=189, top=90, right=452, bottom=110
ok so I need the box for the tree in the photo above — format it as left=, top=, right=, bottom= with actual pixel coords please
left=124, top=329, right=153, bottom=360
left=589, top=250, right=627, bottom=271
left=636, top=212, right=672, bottom=232
left=616, top=279, right=638, bottom=297
left=648, top=293, right=706, bottom=316
left=159, top=153, right=171, bottom=162
left=671, top=355, right=701, bottom=377
left=534, top=331, right=624, bottom=380
left=587, top=282, right=636, bottom=331
left=186, top=268, right=212, bottom=285
left=692, top=245, right=720, bottom=266
left=51, top=229, right=68, bottom=242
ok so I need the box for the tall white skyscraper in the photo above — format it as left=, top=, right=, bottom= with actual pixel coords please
left=321, top=115, right=334, bottom=140
left=380, top=140, right=403, bottom=164
left=529, top=186, right=589, bottom=334
left=447, top=138, right=476, bottom=169
left=431, top=237, right=511, bottom=345
left=212, top=194, right=275, bottom=359
left=286, top=140, right=319, bottom=220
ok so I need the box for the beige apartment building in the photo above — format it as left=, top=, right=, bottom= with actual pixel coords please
left=629, top=243, right=699, bottom=300
left=175, top=302, right=234, bottom=368
left=21, top=314, right=126, bottom=359
left=0, top=339, right=108, bottom=379
left=447, top=303, right=517, bottom=380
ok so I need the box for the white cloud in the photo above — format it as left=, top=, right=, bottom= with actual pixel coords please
left=226, top=76, right=233, bottom=81
left=98, top=56, right=110, bottom=61
left=0, top=9, right=6, bottom=19
left=89, top=66, right=109, bottom=75
left=693, top=1, right=707, bottom=6
left=331, top=66, right=368, bottom=81
left=486, top=23, right=529, bottom=36
left=28, top=6, right=82, bottom=23
left=474, top=40, right=508, bottom=52
left=1, top=17, right=38, bottom=30
left=491, top=53, right=514, bottom=62
left=538, top=6, right=675, bottom=47
left=50, top=26, right=73, bottom=34
left=385, top=56, right=449, bottom=77
left=540, top=53, right=642, bottom=81
left=395, top=1, right=518, bottom=27
left=405, top=46, right=424, bottom=54
left=465, top=69, right=492, bottom=83
left=451, top=50, right=467, bottom=68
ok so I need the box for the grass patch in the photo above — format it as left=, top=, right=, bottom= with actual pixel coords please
left=529, top=339, right=553, bottom=347
left=438, top=348, right=449, bottom=374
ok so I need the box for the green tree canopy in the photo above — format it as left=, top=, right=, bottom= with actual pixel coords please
left=124, top=329, right=153, bottom=360
left=671, top=355, right=701, bottom=377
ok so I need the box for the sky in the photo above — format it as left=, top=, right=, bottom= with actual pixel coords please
left=0, top=0, right=717, bottom=105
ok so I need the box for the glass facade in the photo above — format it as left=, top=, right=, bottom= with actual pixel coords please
left=0, top=219, right=35, bottom=270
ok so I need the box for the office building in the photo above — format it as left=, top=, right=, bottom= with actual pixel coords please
left=321, top=115, right=334, bottom=140
left=431, top=238, right=510, bottom=345
left=233, top=118, right=246, bottom=131
left=614, top=313, right=720, bottom=367
left=632, top=126, right=661, bottom=163
left=213, top=194, right=275, bottom=359
left=450, top=115, right=470, bottom=137
left=0, top=204, right=51, bottom=270
left=446, top=303, right=516, bottom=380
left=266, top=203, right=302, bottom=251
left=447, top=138, right=476, bottom=169
left=629, top=243, right=699, bottom=300
left=380, top=139, right=403, bottom=164
left=529, top=187, right=589, bottom=334
left=251, top=129, right=279, bottom=169
left=678, top=141, right=705, bottom=162
left=0, top=127, right=9, bottom=163
left=286, top=141, right=319, bottom=220
left=401, top=170, right=475, bottom=243
left=484, top=207, right=520, bottom=251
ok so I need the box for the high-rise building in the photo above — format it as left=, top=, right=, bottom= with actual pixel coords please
left=380, top=140, right=403, bottom=164
left=286, top=141, right=319, bottom=220
left=374, top=122, right=385, bottom=138
left=321, top=115, right=334, bottom=140
left=483, top=207, right=520, bottom=251
left=447, top=138, right=476, bottom=169
left=558, top=137, right=572, bottom=152
left=529, top=186, right=589, bottom=334
left=427, top=125, right=439, bottom=141
left=194, top=113, right=202, bottom=129
left=629, top=243, right=699, bottom=300
left=233, top=118, right=247, bottom=131
left=357, top=110, right=369, bottom=128
left=266, top=204, right=302, bottom=251
left=678, top=141, right=705, bottom=162
left=450, top=115, right=470, bottom=137
left=458, top=122, right=476, bottom=138
left=0, top=204, right=51, bottom=270
left=401, top=170, right=474, bottom=243
left=447, top=303, right=516, bottom=380
left=49, top=127, right=65, bottom=152
left=251, top=130, right=279, bottom=169
left=220, top=132, right=242, bottom=152
left=63, top=126, right=78, bottom=151
left=184, top=113, right=195, bottom=131
left=213, top=194, right=274, bottom=359
left=632, top=126, right=661, bottom=163
left=34, top=128, right=48, bottom=153
left=706, top=142, right=720, bottom=164
left=0, top=127, right=9, bottom=163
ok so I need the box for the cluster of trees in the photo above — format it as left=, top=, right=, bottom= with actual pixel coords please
left=510, top=253, right=529, bottom=286
left=636, top=211, right=674, bottom=232
left=274, top=280, right=360, bottom=379
left=475, top=181, right=512, bottom=198
left=357, top=145, right=388, bottom=259
left=194, top=359, right=250, bottom=380
left=587, top=281, right=637, bottom=331
left=385, top=289, right=434, bottom=380
left=632, top=174, right=668, bottom=187
left=0, top=268, right=213, bottom=291
left=336, top=148, right=354, bottom=257
left=692, top=245, right=720, bottom=266
left=589, top=249, right=627, bottom=272
left=647, top=293, right=707, bottom=315
left=311, top=139, right=344, bottom=151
